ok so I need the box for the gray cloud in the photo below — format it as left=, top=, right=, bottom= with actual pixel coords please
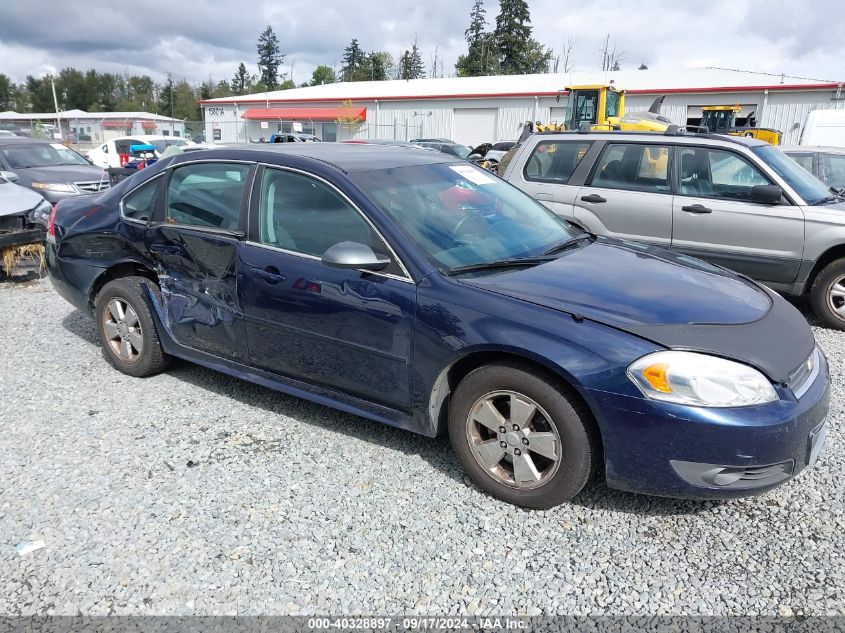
left=0, top=0, right=842, bottom=86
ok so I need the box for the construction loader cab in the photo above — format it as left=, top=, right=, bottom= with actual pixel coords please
left=566, top=85, right=625, bottom=129
left=701, top=105, right=782, bottom=145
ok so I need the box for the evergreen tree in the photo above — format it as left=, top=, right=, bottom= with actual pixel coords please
left=494, top=0, right=534, bottom=74
left=409, top=41, right=425, bottom=79
left=341, top=39, right=365, bottom=81
left=157, top=74, right=175, bottom=118
left=638, top=62, right=648, bottom=70
left=368, top=52, right=394, bottom=81
left=256, top=26, right=284, bottom=90
left=231, top=63, right=250, bottom=95
left=0, top=74, right=15, bottom=111
left=456, top=0, right=496, bottom=77
left=310, top=65, right=336, bottom=86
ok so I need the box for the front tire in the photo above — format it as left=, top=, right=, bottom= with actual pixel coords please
left=94, top=276, right=170, bottom=377
left=449, top=364, right=598, bottom=509
left=810, top=258, right=845, bottom=330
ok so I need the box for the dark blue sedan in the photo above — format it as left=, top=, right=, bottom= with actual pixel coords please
left=45, top=144, right=829, bottom=508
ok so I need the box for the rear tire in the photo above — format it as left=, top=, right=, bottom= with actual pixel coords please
left=449, top=363, right=598, bottom=509
left=810, top=258, right=845, bottom=330
left=94, top=276, right=170, bottom=377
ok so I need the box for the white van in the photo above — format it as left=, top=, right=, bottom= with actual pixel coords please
left=800, top=109, right=845, bottom=148
left=87, top=135, right=194, bottom=169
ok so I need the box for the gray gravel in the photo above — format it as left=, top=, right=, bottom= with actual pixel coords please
left=1, top=279, right=843, bottom=616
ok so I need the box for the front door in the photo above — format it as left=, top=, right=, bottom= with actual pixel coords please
left=671, top=146, right=805, bottom=283
left=146, top=160, right=253, bottom=362
left=239, top=166, right=415, bottom=411
left=573, top=142, right=674, bottom=248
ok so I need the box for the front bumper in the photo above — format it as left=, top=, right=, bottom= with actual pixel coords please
left=588, top=352, right=830, bottom=499
left=0, top=227, right=45, bottom=249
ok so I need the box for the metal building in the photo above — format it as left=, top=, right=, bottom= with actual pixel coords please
left=199, top=68, right=844, bottom=147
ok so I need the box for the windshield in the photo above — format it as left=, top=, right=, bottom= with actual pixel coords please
left=351, top=162, right=582, bottom=272
left=753, top=145, right=833, bottom=204
left=443, top=145, right=471, bottom=159
left=0, top=143, right=89, bottom=168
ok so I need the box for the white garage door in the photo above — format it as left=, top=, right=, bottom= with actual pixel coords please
left=453, top=108, right=498, bottom=147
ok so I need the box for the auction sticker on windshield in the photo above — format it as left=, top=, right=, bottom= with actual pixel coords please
left=450, top=164, right=495, bottom=185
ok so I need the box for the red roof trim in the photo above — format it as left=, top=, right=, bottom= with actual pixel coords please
left=199, top=82, right=839, bottom=106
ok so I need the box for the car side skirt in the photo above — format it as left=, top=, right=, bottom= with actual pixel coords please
left=140, top=281, right=428, bottom=437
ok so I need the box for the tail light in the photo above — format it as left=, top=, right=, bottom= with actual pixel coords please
left=46, top=203, right=59, bottom=244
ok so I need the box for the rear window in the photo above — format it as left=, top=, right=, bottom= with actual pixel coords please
left=524, top=141, right=592, bottom=183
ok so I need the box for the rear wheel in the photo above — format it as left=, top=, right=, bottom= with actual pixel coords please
left=449, top=363, right=598, bottom=509
left=810, top=258, right=845, bottom=330
left=94, top=276, right=170, bottom=377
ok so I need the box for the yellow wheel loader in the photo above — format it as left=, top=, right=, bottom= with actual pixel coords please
left=700, top=105, right=781, bottom=145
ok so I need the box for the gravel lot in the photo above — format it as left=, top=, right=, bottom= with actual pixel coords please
left=1, top=278, right=843, bottom=617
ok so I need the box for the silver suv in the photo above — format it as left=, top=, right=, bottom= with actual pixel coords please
left=502, top=130, right=845, bottom=329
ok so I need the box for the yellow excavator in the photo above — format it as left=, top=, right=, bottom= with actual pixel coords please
left=699, top=105, right=781, bottom=145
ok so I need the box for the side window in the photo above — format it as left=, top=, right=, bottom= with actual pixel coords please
left=821, top=154, right=845, bottom=188
left=123, top=177, right=160, bottom=223
left=787, top=153, right=814, bottom=173
left=102, top=144, right=109, bottom=154
left=679, top=148, right=769, bottom=200
left=166, top=162, right=249, bottom=229
left=523, top=141, right=592, bottom=183
left=591, top=143, right=670, bottom=193
left=258, top=168, right=397, bottom=270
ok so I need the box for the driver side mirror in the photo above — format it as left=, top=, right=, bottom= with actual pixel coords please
left=321, top=241, right=390, bottom=271
left=0, top=170, right=19, bottom=183
left=751, top=184, right=783, bottom=204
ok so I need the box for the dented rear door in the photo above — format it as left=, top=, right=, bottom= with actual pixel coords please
left=145, top=161, right=254, bottom=362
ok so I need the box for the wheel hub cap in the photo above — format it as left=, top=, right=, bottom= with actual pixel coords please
left=103, top=297, right=143, bottom=363
left=465, top=390, right=562, bottom=490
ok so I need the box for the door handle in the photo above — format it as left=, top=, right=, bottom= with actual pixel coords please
left=149, top=243, right=182, bottom=254
left=251, top=265, right=286, bottom=284
left=580, top=194, right=607, bottom=203
left=535, top=192, right=554, bottom=201
left=681, top=204, right=713, bottom=214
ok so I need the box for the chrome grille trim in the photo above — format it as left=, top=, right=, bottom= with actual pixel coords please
left=74, top=180, right=111, bottom=193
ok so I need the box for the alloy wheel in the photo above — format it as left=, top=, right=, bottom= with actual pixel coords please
left=102, top=297, right=143, bottom=363
left=827, top=275, right=845, bottom=321
left=465, top=390, right=562, bottom=490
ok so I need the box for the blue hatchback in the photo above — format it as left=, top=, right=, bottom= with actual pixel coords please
left=45, top=144, right=829, bottom=508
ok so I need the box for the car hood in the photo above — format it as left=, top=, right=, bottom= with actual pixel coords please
left=461, top=238, right=814, bottom=382
left=0, top=181, right=43, bottom=217
left=462, top=239, right=771, bottom=327
left=16, top=164, right=107, bottom=185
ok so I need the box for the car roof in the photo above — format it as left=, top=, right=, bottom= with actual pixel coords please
left=0, top=137, right=57, bottom=146
left=531, top=129, right=769, bottom=148
left=782, top=145, right=845, bottom=154
left=179, top=142, right=462, bottom=173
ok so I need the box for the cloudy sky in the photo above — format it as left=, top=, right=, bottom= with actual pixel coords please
left=0, top=0, right=841, bottom=85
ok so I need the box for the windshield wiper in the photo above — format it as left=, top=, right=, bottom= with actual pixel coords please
left=448, top=256, right=555, bottom=276
left=542, top=234, right=594, bottom=256
left=810, top=195, right=839, bottom=206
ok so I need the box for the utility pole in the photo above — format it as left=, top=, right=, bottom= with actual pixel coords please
left=51, top=78, right=61, bottom=140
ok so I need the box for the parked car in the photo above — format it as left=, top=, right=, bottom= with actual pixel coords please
left=410, top=137, right=456, bottom=144
left=0, top=130, right=19, bottom=137
left=268, top=133, right=320, bottom=143
left=481, top=141, right=517, bottom=163
left=87, top=135, right=195, bottom=169
left=0, top=171, right=51, bottom=250
left=46, top=143, right=828, bottom=509
left=0, top=137, right=109, bottom=202
left=502, top=130, right=845, bottom=329
left=783, top=146, right=845, bottom=191
left=415, top=141, right=472, bottom=160
left=799, top=109, right=845, bottom=148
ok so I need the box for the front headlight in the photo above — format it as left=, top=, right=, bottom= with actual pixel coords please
left=28, top=199, right=53, bottom=226
left=31, top=182, right=77, bottom=193
left=627, top=351, right=777, bottom=407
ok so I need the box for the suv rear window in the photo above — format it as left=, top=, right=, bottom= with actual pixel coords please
left=524, top=141, right=592, bottom=183
left=591, top=143, right=670, bottom=193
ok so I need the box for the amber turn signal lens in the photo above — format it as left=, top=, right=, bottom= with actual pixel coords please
left=642, top=363, right=672, bottom=393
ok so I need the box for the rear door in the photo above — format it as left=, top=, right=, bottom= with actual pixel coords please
left=145, top=160, right=254, bottom=362
left=511, top=138, right=596, bottom=219
left=671, top=146, right=805, bottom=283
left=573, top=142, right=674, bottom=248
